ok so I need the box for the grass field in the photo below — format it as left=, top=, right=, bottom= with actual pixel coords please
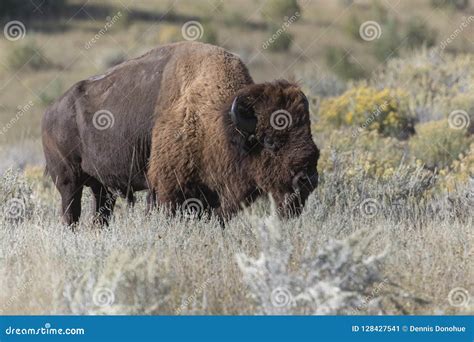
left=0, top=0, right=473, bottom=315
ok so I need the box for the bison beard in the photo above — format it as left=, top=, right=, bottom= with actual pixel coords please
left=42, top=42, right=319, bottom=227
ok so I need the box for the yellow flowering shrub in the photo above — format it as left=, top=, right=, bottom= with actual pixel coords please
left=437, top=143, right=474, bottom=191
left=317, top=86, right=414, bottom=139
left=316, top=129, right=406, bottom=180
left=409, top=120, right=473, bottom=170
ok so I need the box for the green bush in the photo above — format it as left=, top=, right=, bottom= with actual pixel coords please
left=7, top=41, right=51, bottom=71
left=200, top=23, right=219, bottom=45
left=344, top=14, right=362, bottom=40
left=325, top=47, right=366, bottom=80
left=371, top=1, right=390, bottom=22
left=261, top=0, right=300, bottom=25
left=265, top=25, right=293, bottom=52
left=222, top=9, right=246, bottom=27
left=100, top=49, right=127, bottom=69
left=404, top=17, right=437, bottom=49
left=39, top=79, right=63, bottom=106
left=373, top=19, right=401, bottom=62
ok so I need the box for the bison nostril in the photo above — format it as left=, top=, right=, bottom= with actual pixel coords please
left=291, top=171, right=305, bottom=190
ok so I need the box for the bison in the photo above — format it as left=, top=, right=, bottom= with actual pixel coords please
left=42, top=41, right=319, bottom=226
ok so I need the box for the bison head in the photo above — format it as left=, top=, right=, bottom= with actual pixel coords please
left=229, top=80, right=319, bottom=218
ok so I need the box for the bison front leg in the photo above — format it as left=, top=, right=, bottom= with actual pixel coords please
left=145, top=191, right=157, bottom=214
left=49, top=168, right=84, bottom=227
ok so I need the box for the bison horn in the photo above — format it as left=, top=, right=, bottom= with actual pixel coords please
left=229, top=96, right=257, bottom=135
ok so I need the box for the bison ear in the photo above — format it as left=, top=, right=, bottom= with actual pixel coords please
left=229, top=95, right=257, bottom=135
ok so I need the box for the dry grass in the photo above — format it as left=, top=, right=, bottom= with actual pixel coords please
left=0, top=164, right=472, bottom=315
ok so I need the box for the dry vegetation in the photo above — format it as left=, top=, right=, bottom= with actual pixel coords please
left=0, top=0, right=473, bottom=315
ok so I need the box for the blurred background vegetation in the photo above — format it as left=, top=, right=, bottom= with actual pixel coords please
left=0, top=0, right=472, bottom=190
left=1, top=1, right=472, bottom=316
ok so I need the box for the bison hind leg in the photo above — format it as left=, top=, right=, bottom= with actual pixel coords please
left=87, top=178, right=116, bottom=226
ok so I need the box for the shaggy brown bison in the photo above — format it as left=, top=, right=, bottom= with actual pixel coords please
left=42, top=41, right=319, bottom=226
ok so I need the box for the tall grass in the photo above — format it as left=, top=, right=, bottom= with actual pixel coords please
left=0, top=160, right=471, bottom=315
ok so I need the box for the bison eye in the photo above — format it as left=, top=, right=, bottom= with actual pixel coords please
left=264, top=136, right=278, bottom=151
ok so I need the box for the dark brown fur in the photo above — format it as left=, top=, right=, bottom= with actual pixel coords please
left=42, top=42, right=319, bottom=226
